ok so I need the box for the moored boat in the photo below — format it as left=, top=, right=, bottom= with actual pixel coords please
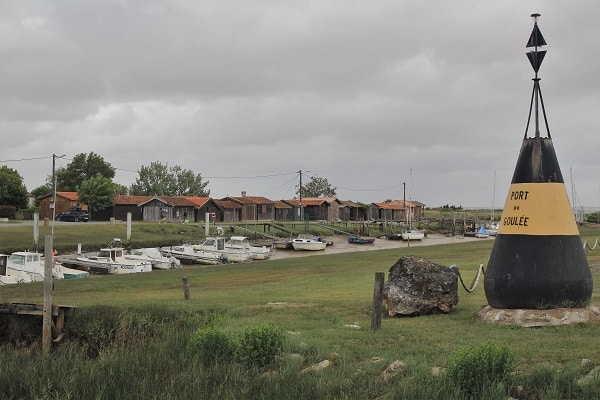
left=76, top=239, right=152, bottom=274
left=348, top=236, right=375, bottom=244
left=160, top=244, right=227, bottom=265
left=225, top=236, right=271, bottom=260
left=475, top=226, right=490, bottom=238
left=1, top=251, right=64, bottom=284
left=401, top=229, right=425, bottom=241
left=126, top=248, right=181, bottom=269
left=192, top=237, right=253, bottom=263
left=291, top=234, right=327, bottom=251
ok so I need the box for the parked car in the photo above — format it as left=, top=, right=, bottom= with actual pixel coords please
left=55, top=206, right=89, bottom=222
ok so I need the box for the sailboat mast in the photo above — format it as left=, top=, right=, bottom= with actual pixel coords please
left=491, top=170, right=496, bottom=222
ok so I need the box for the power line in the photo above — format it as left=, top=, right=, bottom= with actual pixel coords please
left=203, top=171, right=298, bottom=179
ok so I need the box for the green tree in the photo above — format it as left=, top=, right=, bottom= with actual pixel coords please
left=296, top=175, right=337, bottom=198
left=30, top=184, right=52, bottom=206
left=130, top=161, right=210, bottom=196
left=114, top=183, right=129, bottom=196
left=77, top=176, right=116, bottom=219
left=56, top=152, right=115, bottom=191
left=0, top=166, right=28, bottom=210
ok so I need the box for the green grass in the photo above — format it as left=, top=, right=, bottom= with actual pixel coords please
left=0, top=222, right=599, bottom=399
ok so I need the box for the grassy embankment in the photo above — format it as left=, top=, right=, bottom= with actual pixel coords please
left=0, top=222, right=598, bottom=399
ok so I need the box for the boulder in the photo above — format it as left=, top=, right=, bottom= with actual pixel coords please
left=383, top=256, right=458, bottom=316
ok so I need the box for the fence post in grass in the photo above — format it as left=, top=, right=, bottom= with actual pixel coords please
left=182, top=277, right=190, bottom=300
left=371, top=272, right=385, bottom=330
left=42, top=234, right=53, bottom=353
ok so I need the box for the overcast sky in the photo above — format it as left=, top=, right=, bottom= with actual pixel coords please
left=1, top=0, right=598, bottom=209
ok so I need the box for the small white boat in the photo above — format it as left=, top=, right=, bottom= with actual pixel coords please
left=401, top=229, right=425, bottom=241
left=126, top=248, right=181, bottom=270
left=225, top=236, right=271, bottom=260
left=291, top=234, right=327, bottom=251
left=193, top=237, right=253, bottom=263
left=1, top=251, right=64, bottom=284
left=77, top=239, right=152, bottom=274
left=160, top=244, right=227, bottom=265
left=486, top=222, right=499, bottom=236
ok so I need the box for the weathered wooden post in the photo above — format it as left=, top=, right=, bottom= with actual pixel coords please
left=182, top=277, right=190, bottom=300
left=42, top=234, right=53, bottom=353
left=371, top=272, right=385, bottom=330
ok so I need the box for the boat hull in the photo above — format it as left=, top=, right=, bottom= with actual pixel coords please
left=291, top=241, right=327, bottom=251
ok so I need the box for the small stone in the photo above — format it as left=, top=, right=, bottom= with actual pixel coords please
left=380, top=360, right=406, bottom=382
left=301, top=360, right=332, bottom=374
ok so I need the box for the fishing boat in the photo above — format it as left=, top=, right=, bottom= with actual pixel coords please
left=400, top=229, right=425, bottom=241
left=192, top=237, right=253, bottom=263
left=225, top=236, right=271, bottom=259
left=348, top=236, right=375, bottom=244
left=76, top=239, right=152, bottom=274
left=126, top=248, right=181, bottom=269
left=1, top=251, right=64, bottom=284
left=160, top=244, right=227, bottom=265
left=291, top=234, right=327, bottom=251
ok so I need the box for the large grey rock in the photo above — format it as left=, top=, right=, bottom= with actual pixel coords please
left=383, top=256, right=458, bottom=316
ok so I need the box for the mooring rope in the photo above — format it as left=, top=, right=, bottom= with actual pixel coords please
left=448, top=237, right=598, bottom=292
left=449, top=264, right=485, bottom=293
left=583, top=238, right=599, bottom=251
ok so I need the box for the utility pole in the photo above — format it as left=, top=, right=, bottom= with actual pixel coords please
left=51, top=154, right=65, bottom=234
left=299, top=169, right=303, bottom=222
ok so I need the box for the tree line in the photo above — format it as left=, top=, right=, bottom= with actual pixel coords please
left=1, top=152, right=336, bottom=215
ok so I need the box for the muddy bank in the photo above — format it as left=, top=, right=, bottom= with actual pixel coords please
left=268, top=233, right=492, bottom=260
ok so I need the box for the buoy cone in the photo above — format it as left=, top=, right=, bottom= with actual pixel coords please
left=484, top=137, right=592, bottom=308
left=484, top=14, right=592, bottom=309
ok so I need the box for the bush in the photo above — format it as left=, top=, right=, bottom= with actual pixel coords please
left=238, top=324, right=285, bottom=368
left=189, top=327, right=239, bottom=365
left=447, top=341, right=514, bottom=399
left=0, top=205, right=17, bottom=219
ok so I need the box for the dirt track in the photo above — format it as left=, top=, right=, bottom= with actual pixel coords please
left=269, top=233, right=492, bottom=260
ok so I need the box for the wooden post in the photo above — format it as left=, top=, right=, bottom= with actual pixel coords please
left=182, top=277, right=190, bottom=300
left=42, top=234, right=53, bottom=353
left=371, top=272, right=385, bottom=330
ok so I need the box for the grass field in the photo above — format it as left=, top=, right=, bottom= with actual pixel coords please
left=0, top=222, right=599, bottom=399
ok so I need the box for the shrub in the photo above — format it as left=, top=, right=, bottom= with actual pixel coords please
left=0, top=205, right=17, bottom=219
left=446, top=341, right=514, bottom=399
left=238, top=324, right=285, bottom=368
left=189, top=327, right=238, bottom=365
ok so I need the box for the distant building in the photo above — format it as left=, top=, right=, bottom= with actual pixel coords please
left=38, top=192, right=86, bottom=220
left=220, top=193, right=276, bottom=221
left=283, top=197, right=341, bottom=221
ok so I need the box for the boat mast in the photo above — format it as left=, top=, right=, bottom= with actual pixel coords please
left=491, top=170, right=496, bottom=222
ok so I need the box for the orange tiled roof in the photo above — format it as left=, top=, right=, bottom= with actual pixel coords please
left=215, top=199, right=243, bottom=209
left=222, top=196, right=274, bottom=205
left=181, top=196, right=211, bottom=207
left=113, top=195, right=152, bottom=205
left=56, top=191, right=79, bottom=201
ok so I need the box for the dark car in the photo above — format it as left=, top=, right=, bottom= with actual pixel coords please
left=55, top=206, right=89, bottom=222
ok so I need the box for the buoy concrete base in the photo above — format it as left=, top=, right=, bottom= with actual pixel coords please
left=477, top=305, right=600, bottom=328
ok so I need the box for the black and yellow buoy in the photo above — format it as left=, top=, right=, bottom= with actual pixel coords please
left=484, top=14, right=593, bottom=309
